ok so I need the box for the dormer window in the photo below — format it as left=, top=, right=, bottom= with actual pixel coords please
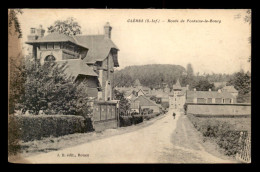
left=31, top=28, right=36, bottom=34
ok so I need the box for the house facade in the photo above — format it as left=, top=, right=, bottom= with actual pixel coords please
left=186, top=89, right=236, bottom=104
left=26, top=22, right=119, bottom=101
left=169, top=79, right=187, bottom=111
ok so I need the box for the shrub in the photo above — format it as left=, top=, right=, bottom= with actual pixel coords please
left=132, top=115, right=143, bottom=125
left=119, top=116, right=133, bottom=127
left=155, top=113, right=161, bottom=116
left=9, top=114, right=91, bottom=143
left=143, top=113, right=157, bottom=120
left=148, top=109, right=153, bottom=114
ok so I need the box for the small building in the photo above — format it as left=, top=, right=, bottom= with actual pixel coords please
left=131, top=95, right=161, bottom=113
left=186, top=89, right=236, bottom=104
left=221, top=85, right=239, bottom=98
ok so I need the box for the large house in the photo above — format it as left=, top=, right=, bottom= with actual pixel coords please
left=26, top=23, right=119, bottom=101
left=186, top=89, right=236, bottom=104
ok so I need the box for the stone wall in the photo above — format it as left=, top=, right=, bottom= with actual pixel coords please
left=186, top=103, right=251, bottom=116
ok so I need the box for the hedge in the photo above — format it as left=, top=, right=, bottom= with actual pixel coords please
left=187, top=114, right=249, bottom=156
left=143, top=113, right=160, bottom=120
left=132, top=115, right=143, bottom=125
left=119, top=116, right=133, bottom=127
left=8, top=114, right=93, bottom=142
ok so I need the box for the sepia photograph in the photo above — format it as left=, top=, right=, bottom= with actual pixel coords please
left=8, top=9, right=251, bottom=164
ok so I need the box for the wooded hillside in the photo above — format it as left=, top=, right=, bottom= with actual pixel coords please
left=114, top=64, right=186, bottom=89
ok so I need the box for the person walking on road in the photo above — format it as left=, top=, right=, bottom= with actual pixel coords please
left=172, top=112, right=176, bottom=119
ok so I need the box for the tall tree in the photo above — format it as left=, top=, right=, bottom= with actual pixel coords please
left=8, top=9, right=23, bottom=38
left=8, top=9, right=24, bottom=114
left=186, top=63, right=194, bottom=77
left=48, top=17, right=82, bottom=36
left=227, top=71, right=251, bottom=103
left=16, top=59, right=92, bottom=116
left=114, top=89, right=130, bottom=115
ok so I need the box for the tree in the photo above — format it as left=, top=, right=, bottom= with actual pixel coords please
left=227, top=71, right=251, bottom=103
left=17, top=59, right=92, bottom=116
left=186, top=63, right=194, bottom=77
left=114, top=89, right=130, bottom=115
left=192, top=78, right=215, bottom=91
left=181, top=63, right=195, bottom=87
left=48, top=17, right=82, bottom=36
left=8, top=9, right=24, bottom=114
left=8, top=9, right=23, bottom=38
left=9, top=54, right=26, bottom=114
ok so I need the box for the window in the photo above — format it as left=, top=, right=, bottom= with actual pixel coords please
left=197, top=98, right=206, bottom=103
left=31, top=28, right=36, bottom=34
left=54, top=43, right=60, bottom=49
left=47, top=43, right=53, bottom=49
left=224, top=98, right=231, bottom=104
left=215, top=98, right=222, bottom=104
left=40, top=44, right=47, bottom=50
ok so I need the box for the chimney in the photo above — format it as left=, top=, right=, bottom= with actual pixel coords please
left=209, top=88, right=211, bottom=92
left=104, top=22, right=112, bottom=39
left=36, top=25, right=45, bottom=38
left=27, top=27, right=38, bottom=41
left=194, top=88, right=196, bottom=91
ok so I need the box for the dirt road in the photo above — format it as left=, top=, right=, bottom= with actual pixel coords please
left=21, top=110, right=237, bottom=163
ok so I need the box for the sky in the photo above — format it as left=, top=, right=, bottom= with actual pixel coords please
left=18, top=9, right=251, bottom=74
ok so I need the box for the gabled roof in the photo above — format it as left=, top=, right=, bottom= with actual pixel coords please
left=56, top=59, right=98, bottom=78
left=222, top=86, right=238, bottom=93
left=137, top=89, right=146, bottom=95
left=187, top=91, right=235, bottom=99
left=75, top=35, right=119, bottom=66
left=26, top=32, right=88, bottom=49
left=133, top=95, right=161, bottom=107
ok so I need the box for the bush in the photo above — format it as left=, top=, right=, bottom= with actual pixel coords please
left=132, top=115, right=143, bottom=125
left=155, top=113, right=161, bottom=116
left=143, top=113, right=157, bottom=120
left=8, top=115, right=21, bottom=155
left=9, top=114, right=92, bottom=143
left=217, top=130, right=248, bottom=156
left=119, top=116, right=133, bottom=127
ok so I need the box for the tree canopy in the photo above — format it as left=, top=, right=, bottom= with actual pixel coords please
left=114, top=89, right=130, bottom=115
left=227, top=71, right=251, bottom=103
left=47, top=17, right=82, bottom=36
left=15, top=59, right=92, bottom=116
